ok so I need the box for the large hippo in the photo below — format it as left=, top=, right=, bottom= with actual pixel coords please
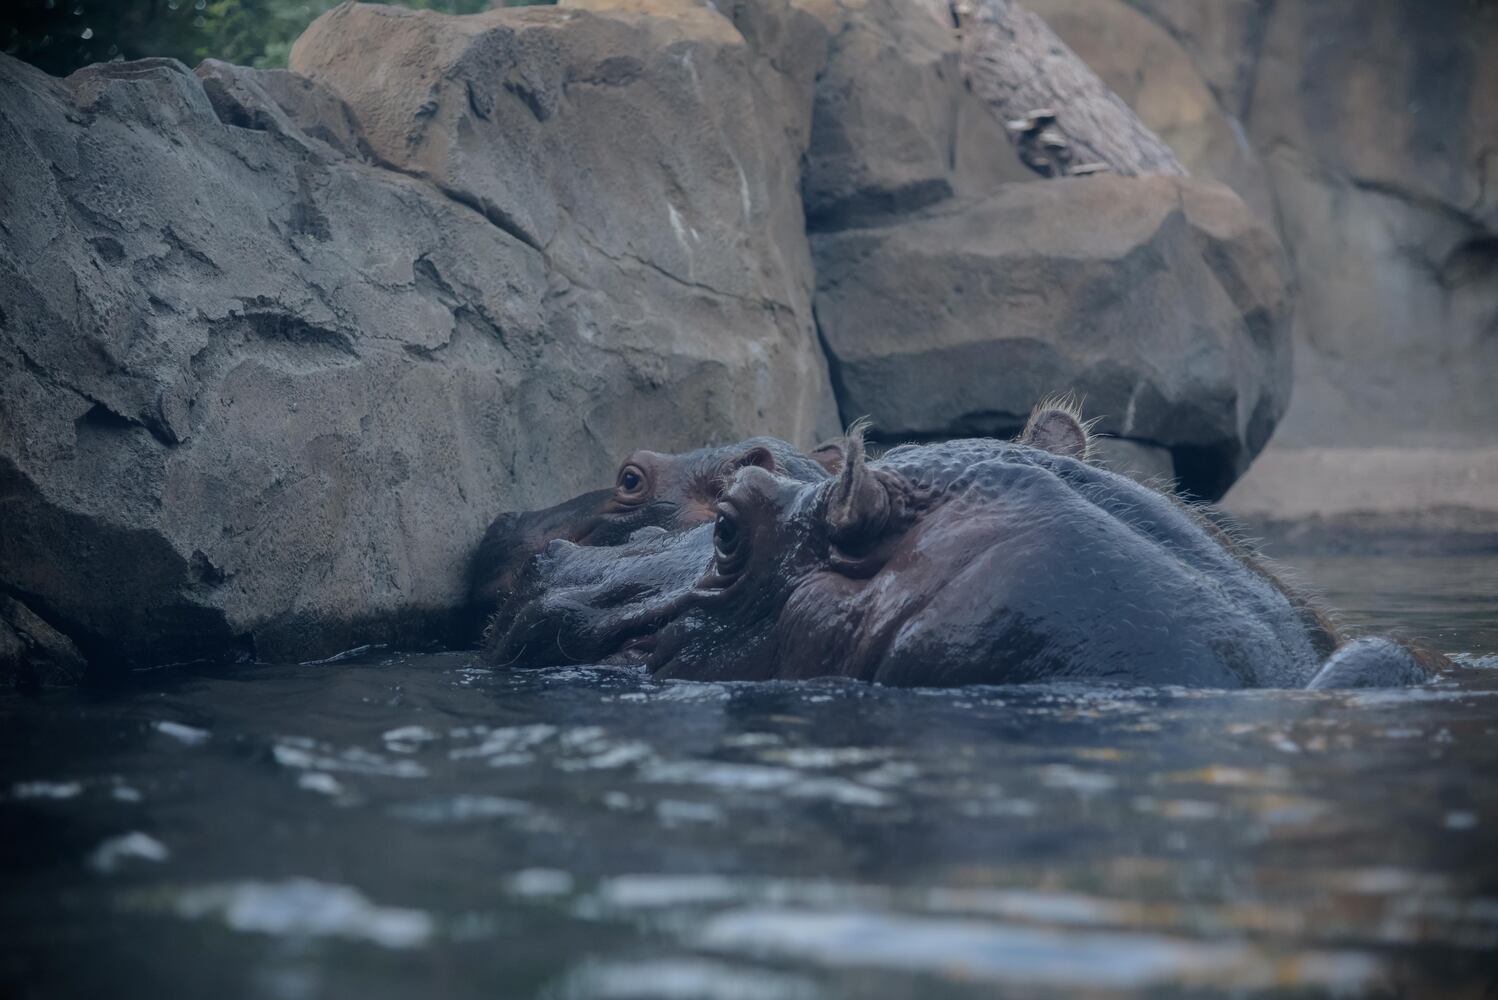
left=469, top=437, right=837, bottom=614
left=485, top=405, right=1443, bottom=689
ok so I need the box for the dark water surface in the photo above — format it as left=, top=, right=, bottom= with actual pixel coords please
left=3, top=555, right=1497, bottom=999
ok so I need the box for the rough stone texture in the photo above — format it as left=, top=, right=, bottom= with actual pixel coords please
left=290, top=1, right=836, bottom=403
left=1024, top=0, right=1276, bottom=226
left=0, top=0, right=838, bottom=674
left=1030, top=0, right=1498, bottom=548
left=812, top=174, right=1293, bottom=500
left=1118, top=0, right=1271, bottom=119
left=792, top=0, right=1294, bottom=493
left=792, top=0, right=1031, bottom=232
left=1239, top=0, right=1498, bottom=449
left=1221, top=0, right=1498, bottom=550
left=0, top=595, right=86, bottom=688
left=954, top=0, right=1186, bottom=178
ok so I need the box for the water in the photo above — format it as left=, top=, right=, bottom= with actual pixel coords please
left=3, top=554, right=1497, bottom=999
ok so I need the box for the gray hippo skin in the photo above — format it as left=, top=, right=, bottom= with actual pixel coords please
left=487, top=524, right=713, bottom=668
left=485, top=405, right=1445, bottom=689
left=469, top=438, right=836, bottom=614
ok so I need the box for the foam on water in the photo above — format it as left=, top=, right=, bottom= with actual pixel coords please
left=170, top=879, right=433, bottom=949
left=692, top=908, right=1384, bottom=991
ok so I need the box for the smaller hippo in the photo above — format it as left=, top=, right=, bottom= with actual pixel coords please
left=468, top=437, right=836, bottom=615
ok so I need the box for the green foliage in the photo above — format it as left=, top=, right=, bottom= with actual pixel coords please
left=4, top=0, right=553, bottom=77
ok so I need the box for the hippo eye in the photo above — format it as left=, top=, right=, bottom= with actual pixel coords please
left=615, top=464, right=649, bottom=503
left=713, top=504, right=748, bottom=575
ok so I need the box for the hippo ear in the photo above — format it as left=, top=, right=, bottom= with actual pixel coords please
left=733, top=445, right=777, bottom=473
left=825, top=420, right=889, bottom=544
left=1019, top=394, right=1093, bottom=461
left=809, top=440, right=845, bottom=476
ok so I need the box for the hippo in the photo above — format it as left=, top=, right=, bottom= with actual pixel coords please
left=468, top=437, right=838, bottom=616
left=485, top=404, right=1443, bottom=689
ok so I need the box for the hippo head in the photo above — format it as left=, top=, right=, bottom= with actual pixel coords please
left=469, top=437, right=836, bottom=612
left=644, top=405, right=1317, bottom=687
left=485, top=404, right=1139, bottom=681
left=645, top=428, right=951, bottom=683
left=486, top=524, right=714, bottom=668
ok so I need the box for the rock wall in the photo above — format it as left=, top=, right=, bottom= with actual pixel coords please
left=1030, top=0, right=1498, bottom=549
left=796, top=0, right=1292, bottom=496
left=812, top=174, right=1291, bottom=498
left=0, top=1, right=837, bottom=672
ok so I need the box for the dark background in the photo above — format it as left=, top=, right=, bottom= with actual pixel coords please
left=3, top=0, right=552, bottom=76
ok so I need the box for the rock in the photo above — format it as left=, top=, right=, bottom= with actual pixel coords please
left=812, top=174, right=1292, bottom=500
left=1240, top=0, right=1498, bottom=449
left=289, top=1, right=837, bottom=405
left=1024, top=0, right=1277, bottom=226
left=196, top=58, right=371, bottom=161
left=1224, top=448, right=1498, bottom=555
left=0, top=0, right=838, bottom=674
left=1021, top=0, right=1497, bottom=546
left=1090, top=437, right=1175, bottom=486
left=792, top=0, right=1030, bottom=231
left=1045, top=0, right=1497, bottom=452
left=953, top=0, right=1187, bottom=179
left=0, top=595, right=86, bottom=688
left=793, top=0, right=1285, bottom=494
left=1120, top=0, right=1498, bottom=546
left=1119, top=0, right=1272, bottom=119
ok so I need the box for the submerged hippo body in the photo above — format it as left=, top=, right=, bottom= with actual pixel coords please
left=485, top=410, right=1441, bottom=690
left=469, top=437, right=835, bottom=614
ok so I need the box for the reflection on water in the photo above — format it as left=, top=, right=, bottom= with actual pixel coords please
left=1274, top=553, right=1498, bottom=657
left=1, top=555, right=1496, bottom=998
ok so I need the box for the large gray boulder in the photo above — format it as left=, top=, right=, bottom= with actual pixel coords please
left=1035, top=0, right=1498, bottom=451
left=812, top=174, right=1293, bottom=499
left=1240, top=0, right=1498, bottom=449
left=791, top=0, right=1293, bottom=495
left=792, top=0, right=1030, bottom=231
left=1222, top=0, right=1498, bottom=549
left=290, top=0, right=834, bottom=376
left=0, top=0, right=837, bottom=674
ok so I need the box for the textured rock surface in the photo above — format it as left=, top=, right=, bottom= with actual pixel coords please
left=0, top=595, right=85, bottom=688
left=793, top=0, right=1030, bottom=231
left=813, top=174, right=1293, bottom=499
left=0, top=0, right=838, bottom=674
left=1032, top=0, right=1498, bottom=546
left=954, top=0, right=1186, bottom=179
left=290, top=1, right=836, bottom=396
left=1118, top=0, right=1271, bottom=119
left=1023, top=0, right=1275, bottom=225
left=793, top=0, right=1294, bottom=494
left=1241, top=0, right=1498, bottom=449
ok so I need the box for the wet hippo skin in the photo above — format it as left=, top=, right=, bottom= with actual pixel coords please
left=485, top=405, right=1443, bottom=689
left=469, top=437, right=836, bottom=618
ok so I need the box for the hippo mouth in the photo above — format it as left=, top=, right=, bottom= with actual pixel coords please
left=488, top=595, right=672, bottom=670
left=600, top=629, right=660, bottom=666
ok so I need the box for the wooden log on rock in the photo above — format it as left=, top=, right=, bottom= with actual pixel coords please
left=945, top=0, right=1187, bottom=178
